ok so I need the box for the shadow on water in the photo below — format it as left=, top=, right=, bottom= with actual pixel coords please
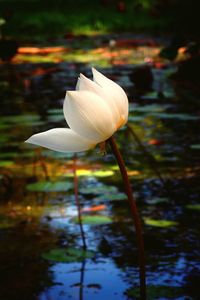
left=0, top=35, right=200, bottom=300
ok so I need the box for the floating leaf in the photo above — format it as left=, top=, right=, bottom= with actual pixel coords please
left=65, top=169, right=114, bottom=178
left=65, top=169, right=91, bottom=177
left=1, top=114, right=41, bottom=124
left=140, top=91, right=159, bottom=100
left=48, top=109, right=63, bottom=115
left=128, top=115, right=144, bottom=122
left=151, top=112, right=199, bottom=121
left=186, top=204, right=200, bottom=211
left=47, top=114, right=64, bottom=122
left=42, top=247, right=95, bottom=263
left=26, top=181, right=73, bottom=192
left=144, top=218, right=178, bottom=228
left=42, top=150, right=73, bottom=159
left=190, top=144, right=200, bottom=150
left=0, top=160, right=15, bottom=167
left=92, top=170, right=114, bottom=177
left=71, top=215, right=112, bottom=225
left=80, top=185, right=118, bottom=195
left=95, top=192, right=126, bottom=202
left=146, top=197, right=169, bottom=205
left=0, top=152, right=19, bottom=159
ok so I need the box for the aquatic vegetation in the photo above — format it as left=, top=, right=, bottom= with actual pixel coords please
left=25, top=68, right=146, bottom=298
left=42, top=247, right=95, bottom=263
left=144, top=218, right=178, bottom=228
left=71, top=215, right=113, bottom=226
left=26, top=180, right=73, bottom=192
left=0, top=37, right=199, bottom=300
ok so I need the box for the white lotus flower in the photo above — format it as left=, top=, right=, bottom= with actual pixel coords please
left=25, top=68, right=129, bottom=153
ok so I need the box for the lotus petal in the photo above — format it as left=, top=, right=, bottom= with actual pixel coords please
left=25, top=128, right=95, bottom=153
left=77, top=73, right=120, bottom=123
left=64, top=90, right=116, bottom=142
left=92, top=68, right=128, bottom=127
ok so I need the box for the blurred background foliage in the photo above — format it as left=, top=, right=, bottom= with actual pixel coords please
left=0, top=0, right=199, bottom=41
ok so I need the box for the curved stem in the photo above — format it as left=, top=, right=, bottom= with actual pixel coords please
left=73, top=154, right=87, bottom=250
left=108, top=136, right=146, bottom=300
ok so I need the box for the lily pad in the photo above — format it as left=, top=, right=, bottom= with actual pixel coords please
left=26, top=181, right=73, bottom=192
left=190, top=144, right=200, bottom=150
left=48, top=109, right=63, bottom=115
left=0, top=160, right=15, bottom=167
left=96, top=192, right=126, bottom=202
left=42, top=150, right=74, bottom=159
left=128, top=116, right=145, bottom=122
left=140, top=91, right=159, bottom=100
left=125, top=285, right=184, bottom=299
left=42, top=247, right=95, bottom=263
left=65, top=169, right=114, bottom=178
left=92, top=170, right=114, bottom=177
left=145, top=197, right=169, bottom=205
left=71, top=215, right=112, bottom=225
left=47, top=114, right=64, bottom=122
left=144, top=218, right=178, bottom=228
left=186, top=204, right=200, bottom=211
left=151, top=112, right=199, bottom=121
left=80, top=185, right=118, bottom=195
left=0, top=152, right=19, bottom=159
left=1, top=114, right=41, bottom=125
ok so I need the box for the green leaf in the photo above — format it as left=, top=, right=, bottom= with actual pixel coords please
left=71, top=215, right=112, bottom=225
left=190, top=144, right=200, bottom=150
left=0, top=160, right=14, bottom=167
left=186, top=204, right=200, bottom=211
left=96, top=192, right=126, bottom=202
left=48, top=109, right=63, bottom=115
left=92, top=170, right=114, bottom=177
left=65, top=169, right=114, bottom=178
left=146, top=197, right=169, bottom=205
left=80, top=185, right=118, bottom=195
left=42, top=247, right=95, bottom=263
left=151, top=112, right=199, bottom=121
left=42, top=150, right=73, bottom=159
left=26, top=181, right=73, bottom=192
left=144, top=218, right=178, bottom=228
left=0, top=152, right=19, bottom=159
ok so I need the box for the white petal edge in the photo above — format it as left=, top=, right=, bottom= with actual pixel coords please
left=25, top=128, right=96, bottom=153
left=92, top=68, right=129, bottom=126
left=63, top=90, right=116, bottom=142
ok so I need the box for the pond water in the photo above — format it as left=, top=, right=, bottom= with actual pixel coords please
left=0, top=36, right=200, bottom=300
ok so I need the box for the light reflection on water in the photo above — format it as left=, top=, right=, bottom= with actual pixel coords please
left=0, top=40, right=200, bottom=299
left=39, top=260, right=129, bottom=300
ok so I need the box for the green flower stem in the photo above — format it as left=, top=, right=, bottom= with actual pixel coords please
left=108, top=136, right=146, bottom=300
left=73, top=154, right=87, bottom=250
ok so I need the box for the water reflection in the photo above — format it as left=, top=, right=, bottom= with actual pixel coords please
left=0, top=39, right=200, bottom=299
